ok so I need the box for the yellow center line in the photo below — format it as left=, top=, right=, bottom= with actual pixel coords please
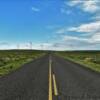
left=48, top=57, right=52, bottom=100
left=53, top=74, right=58, bottom=96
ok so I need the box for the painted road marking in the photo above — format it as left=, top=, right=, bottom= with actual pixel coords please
left=53, top=74, right=58, bottom=96
left=48, top=57, right=52, bottom=100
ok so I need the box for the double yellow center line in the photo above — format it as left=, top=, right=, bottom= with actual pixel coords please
left=48, top=56, right=58, bottom=100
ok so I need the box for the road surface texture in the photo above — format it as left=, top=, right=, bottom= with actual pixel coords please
left=0, top=54, right=100, bottom=100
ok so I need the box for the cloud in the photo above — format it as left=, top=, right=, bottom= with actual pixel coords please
left=66, top=0, right=83, bottom=6
left=54, top=19, right=100, bottom=50
left=0, top=40, right=99, bottom=51
left=32, top=7, right=40, bottom=12
left=55, top=0, right=100, bottom=50
left=0, top=42, right=63, bottom=51
left=90, top=32, right=100, bottom=43
left=56, top=28, right=67, bottom=34
left=62, top=35, right=87, bottom=42
left=56, top=33, right=100, bottom=50
left=63, top=0, right=100, bottom=45
left=68, top=21, right=100, bottom=33
left=56, top=21, right=100, bottom=36
left=82, top=0, right=100, bottom=13
left=67, top=0, right=100, bottom=13
left=57, top=20, right=100, bottom=43
left=49, top=35, right=100, bottom=50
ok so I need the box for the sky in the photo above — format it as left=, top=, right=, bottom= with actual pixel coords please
left=0, top=0, right=100, bottom=50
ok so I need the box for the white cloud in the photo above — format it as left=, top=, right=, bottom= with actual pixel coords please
left=64, top=21, right=100, bottom=44
left=67, top=0, right=82, bottom=6
left=64, top=0, right=100, bottom=45
left=82, top=0, right=100, bottom=13
left=56, top=28, right=67, bottom=34
left=0, top=40, right=99, bottom=50
left=50, top=34, right=100, bottom=50
left=54, top=19, right=100, bottom=50
left=68, top=21, right=100, bottom=33
left=89, top=32, right=100, bottom=43
left=63, top=35, right=79, bottom=41
left=53, top=0, right=100, bottom=50
left=56, top=21, right=100, bottom=35
left=19, top=43, right=51, bottom=50
left=59, top=34, right=100, bottom=49
left=67, top=0, right=100, bottom=13
left=63, top=35, right=88, bottom=42
left=32, top=7, right=40, bottom=12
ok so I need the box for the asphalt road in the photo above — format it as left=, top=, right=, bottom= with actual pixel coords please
left=0, top=54, right=100, bottom=100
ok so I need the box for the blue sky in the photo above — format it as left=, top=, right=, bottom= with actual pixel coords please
left=0, top=0, right=100, bottom=50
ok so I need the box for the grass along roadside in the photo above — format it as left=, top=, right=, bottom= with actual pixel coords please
left=0, top=58, right=32, bottom=76
left=0, top=50, right=45, bottom=76
left=56, top=51, right=100, bottom=73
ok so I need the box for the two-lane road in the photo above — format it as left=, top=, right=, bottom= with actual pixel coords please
left=0, top=54, right=100, bottom=100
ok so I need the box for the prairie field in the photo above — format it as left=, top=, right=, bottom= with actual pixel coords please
left=57, top=51, right=100, bottom=72
left=0, top=50, right=45, bottom=76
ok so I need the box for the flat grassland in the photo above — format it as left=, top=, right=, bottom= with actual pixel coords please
left=0, top=50, right=45, bottom=76
left=57, top=51, right=100, bottom=73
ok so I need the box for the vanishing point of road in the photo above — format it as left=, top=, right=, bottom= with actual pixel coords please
left=0, top=54, right=100, bottom=100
